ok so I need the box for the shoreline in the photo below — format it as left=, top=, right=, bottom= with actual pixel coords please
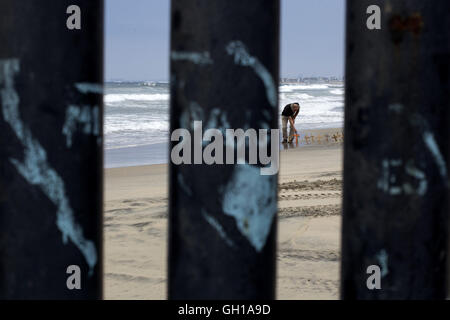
left=104, top=127, right=344, bottom=169
left=105, top=142, right=168, bottom=169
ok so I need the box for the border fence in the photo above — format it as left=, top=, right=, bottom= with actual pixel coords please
left=0, top=1, right=104, bottom=299
left=0, top=0, right=449, bottom=299
left=342, top=0, right=450, bottom=299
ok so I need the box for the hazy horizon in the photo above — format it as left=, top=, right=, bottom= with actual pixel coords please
left=105, top=0, right=345, bottom=81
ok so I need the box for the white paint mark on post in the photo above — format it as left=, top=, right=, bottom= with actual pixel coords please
left=203, top=210, right=235, bottom=248
left=404, top=160, right=427, bottom=195
left=180, top=102, right=230, bottom=136
left=62, top=105, right=100, bottom=148
left=408, top=114, right=448, bottom=183
left=75, top=83, right=103, bottom=94
left=205, top=108, right=230, bottom=134
left=171, top=51, right=213, bottom=65
left=178, top=173, right=192, bottom=196
left=388, top=103, right=403, bottom=113
left=222, top=164, right=277, bottom=252
left=377, top=159, right=403, bottom=195
left=423, top=131, right=447, bottom=179
left=180, top=101, right=205, bottom=130
left=0, top=59, right=97, bottom=275
left=376, top=249, right=389, bottom=277
left=226, top=41, right=277, bottom=108
left=378, top=158, right=428, bottom=196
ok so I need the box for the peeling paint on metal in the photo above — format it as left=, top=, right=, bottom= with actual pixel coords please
left=0, top=59, right=97, bottom=275
left=75, top=82, right=103, bottom=94
left=202, top=210, right=235, bottom=248
left=378, top=158, right=427, bottom=196
left=62, top=105, right=100, bottom=147
left=404, top=160, right=427, bottom=195
left=423, top=131, right=447, bottom=180
left=178, top=173, right=192, bottom=196
left=180, top=101, right=205, bottom=130
left=222, top=164, right=276, bottom=252
left=376, top=249, right=389, bottom=277
left=171, top=51, right=213, bottom=65
left=389, top=103, right=403, bottom=113
left=226, top=41, right=277, bottom=108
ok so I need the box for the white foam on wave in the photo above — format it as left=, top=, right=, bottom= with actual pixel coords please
left=279, top=84, right=330, bottom=92
left=105, top=118, right=169, bottom=134
left=330, top=89, right=344, bottom=95
left=104, top=93, right=169, bottom=103
left=280, top=93, right=314, bottom=100
left=279, top=87, right=344, bottom=126
left=103, top=81, right=345, bottom=149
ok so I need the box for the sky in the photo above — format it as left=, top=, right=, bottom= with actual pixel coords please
left=105, top=0, right=345, bottom=81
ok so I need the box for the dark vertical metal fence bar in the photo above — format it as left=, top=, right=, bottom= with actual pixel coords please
left=342, top=0, right=450, bottom=299
left=0, top=1, right=103, bottom=299
left=169, top=0, right=280, bottom=299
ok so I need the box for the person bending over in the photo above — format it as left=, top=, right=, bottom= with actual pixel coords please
left=281, top=102, right=300, bottom=143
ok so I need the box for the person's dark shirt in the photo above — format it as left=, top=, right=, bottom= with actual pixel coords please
left=281, top=104, right=299, bottom=117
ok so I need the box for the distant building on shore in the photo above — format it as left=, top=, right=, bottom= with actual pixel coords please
left=280, top=76, right=343, bottom=84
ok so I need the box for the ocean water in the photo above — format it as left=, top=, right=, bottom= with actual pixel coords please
left=104, top=81, right=344, bottom=168
left=279, top=83, right=344, bottom=130
left=104, top=81, right=170, bottom=150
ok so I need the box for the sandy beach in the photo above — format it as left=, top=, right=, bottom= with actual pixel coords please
left=104, top=128, right=343, bottom=299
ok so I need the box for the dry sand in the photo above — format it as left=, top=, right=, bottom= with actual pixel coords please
left=104, top=128, right=343, bottom=299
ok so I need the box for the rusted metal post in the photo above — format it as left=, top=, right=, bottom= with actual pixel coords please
left=0, top=1, right=103, bottom=299
left=169, top=0, right=280, bottom=299
left=342, top=0, right=450, bottom=299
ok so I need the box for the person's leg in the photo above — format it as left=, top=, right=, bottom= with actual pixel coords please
left=281, top=116, right=288, bottom=142
left=288, top=118, right=295, bottom=142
